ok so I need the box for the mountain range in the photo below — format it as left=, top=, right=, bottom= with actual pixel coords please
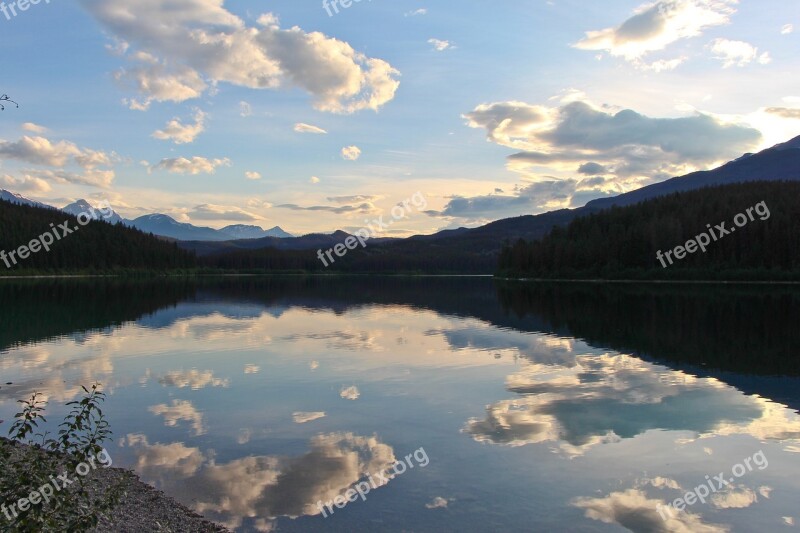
left=0, top=193, right=293, bottom=242
left=2, top=134, right=799, bottom=267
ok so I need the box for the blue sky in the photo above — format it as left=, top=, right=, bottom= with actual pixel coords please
left=0, top=0, right=798, bottom=235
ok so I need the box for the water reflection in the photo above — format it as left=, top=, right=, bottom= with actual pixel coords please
left=1, top=277, right=799, bottom=531
left=121, top=432, right=396, bottom=531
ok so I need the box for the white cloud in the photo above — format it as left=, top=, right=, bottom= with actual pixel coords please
left=245, top=171, right=262, bottom=180
left=239, top=101, right=252, bottom=117
left=782, top=24, right=794, bottom=35
left=425, top=497, right=449, bottom=509
left=1, top=174, right=52, bottom=194
left=574, top=489, right=729, bottom=532
left=464, top=98, right=761, bottom=181
left=341, top=145, right=362, bottom=160
left=294, top=123, right=327, bottom=134
left=21, top=122, right=47, bottom=133
left=406, top=8, right=427, bottom=16
left=153, top=156, right=231, bottom=175
left=428, top=38, right=454, bottom=51
left=149, top=399, right=206, bottom=436
left=190, top=203, right=264, bottom=221
left=157, top=369, right=230, bottom=390
left=575, top=0, right=736, bottom=61
left=309, top=176, right=320, bottom=184
left=640, top=56, right=688, bottom=72
left=0, top=134, right=117, bottom=188
left=82, top=1, right=400, bottom=114
left=152, top=109, right=206, bottom=144
left=710, top=38, right=772, bottom=68
left=0, top=135, right=114, bottom=169
left=292, top=412, right=326, bottom=424
left=340, top=385, right=360, bottom=400
left=22, top=169, right=116, bottom=188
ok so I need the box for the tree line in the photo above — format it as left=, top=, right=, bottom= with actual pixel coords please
left=0, top=200, right=195, bottom=273
left=498, top=181, right=800, bottom=280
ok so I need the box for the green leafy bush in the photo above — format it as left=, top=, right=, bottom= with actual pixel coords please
left=0, top=384, right=121, bottom=531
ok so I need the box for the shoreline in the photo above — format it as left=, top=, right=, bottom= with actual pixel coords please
left=0, top=439, right=228, bottom=532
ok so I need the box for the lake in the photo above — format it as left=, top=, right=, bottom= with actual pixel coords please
left=1, top=277, right=799, bottom=532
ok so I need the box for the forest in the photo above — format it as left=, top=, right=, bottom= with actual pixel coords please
left=498, top=181, right=800, bottom=280
left=0, top=199, right=195, bottom=273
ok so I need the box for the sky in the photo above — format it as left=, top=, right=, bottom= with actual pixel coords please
left=0, top=0, right=798, bottom=236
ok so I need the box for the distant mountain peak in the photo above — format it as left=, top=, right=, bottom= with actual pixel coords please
left=62, top=199, right=124, bottom=224
left=0, top=189, right=49, bottom=209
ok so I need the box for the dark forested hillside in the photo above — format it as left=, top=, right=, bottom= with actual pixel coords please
left=499, top=181, right=800, bottom=280
left=0, top=199, right=196, bottom=273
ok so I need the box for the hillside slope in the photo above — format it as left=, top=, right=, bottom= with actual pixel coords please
left=499, top=181, right=800, bottom=280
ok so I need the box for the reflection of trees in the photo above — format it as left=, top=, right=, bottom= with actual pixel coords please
left=0, top=279, right=195, bottom=352
left=497, top=282, right=800, bottom=376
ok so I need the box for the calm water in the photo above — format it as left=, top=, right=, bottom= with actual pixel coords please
left=1, top=277, right=800, bottom=532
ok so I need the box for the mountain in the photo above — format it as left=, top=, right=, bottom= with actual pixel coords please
left=0, top=189, right=51, bottom=209
left=184, top=230, right=397, bottom=257
left=219, top=225, right=293, bottom=240
left=498, top=180, right=800, bottom=280
left=585, top=134, right=800, bottom=211
left=197, top=135, right=800, bottom=274
left=0, top=199, right=195, bottom=272
left=62, top=199, right=125, bottom=224
left=129, top=214, right=224, bottom=241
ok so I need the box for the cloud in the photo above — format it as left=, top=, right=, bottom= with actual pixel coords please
left=406, top=8, right=427, bottom=16
left=1, top=174, right=52, bottom=194
left=341, top=145, right=362, bottom=160
left=123, top=432, right=396, bottom=529
left=245, top=171, right=262, bottom=180
left=153, top=156, right=231, bottom=175
left=21, top=122, right=47, bottom=133
left=81, top=1, right=400, bottom=114
left=327, top=195, right=379, bottom=204
left=149, top=399, right=206, bottom=436
left=22, top=168, right=116, bottom=188
left=428, top=38, right=454, bottom=51
left=152, top=109, right=207, bottom=144
left=276, top=202, right=377, bottom=215
left=0, top=135, right=114, bottom=169
left=340, top=385, right=360, bottom=400
left=782, top=24, right=794, bottom=35
left=465, top=98, right=761, bottom=181
left=292, top=412, right=326, bottom=424
left=118, top=60, right=207, bottom=110
left=578, top=162, right=609, bottom=175
left=574, top=0, right=736, bottom=62
left=765, top=107, right=800, bottom=120
left=574, top=489, right=729, bottom=532
left=430, top=180, right=579, bottom=221
left=239, top=101, right=252, bottom=117
left=425, top=497, right=449, bottom=509
left=294, top=123, right=327, bottom=134
left=710, top=38, right=772, bottom=68
left=157, top=369, right=230, bottom=390
left=309, top=176, right=320, bottom=184
left=189, top=204, right=264, bottom=222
